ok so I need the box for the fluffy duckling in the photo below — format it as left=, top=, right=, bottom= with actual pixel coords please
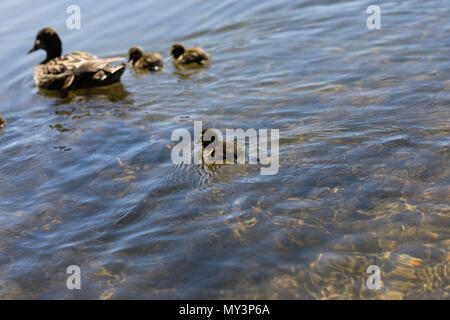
left=128, top=46, right=164, bottom=72
left=200, top=129, right=238, bottom=164
left=0, top=115, right=7, bottom=129
left=170, top=43, right=211, bottom=69
left=28, top=27, right=126, bottom=91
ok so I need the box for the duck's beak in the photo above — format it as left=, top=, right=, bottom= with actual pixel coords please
left=27, top=41, right=40, bottom=54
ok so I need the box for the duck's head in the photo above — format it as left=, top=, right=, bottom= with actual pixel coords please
left=171, top=43, right=185, bottom=59
left=128, top=46, right=144, bottom=63
left=28, top=27, right=62, bottom=62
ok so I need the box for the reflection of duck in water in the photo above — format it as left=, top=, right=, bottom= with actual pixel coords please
left=37, top=82, right=130, bottom=103
left=170, top=43, right=211, bottom=70
left=28, top=28, right=126, bottom=92
left=0, top=115, right=7, bottom=129
left=128, top=46, right=164, bottom=72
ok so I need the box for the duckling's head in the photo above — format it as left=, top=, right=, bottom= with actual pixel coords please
left=171, top=43, right=185, bottom=59
left=28, top=27, right=62, bottom=62
left=128, top=46, right=144, bottom=63
left=201, top=128, right=218, bottom=150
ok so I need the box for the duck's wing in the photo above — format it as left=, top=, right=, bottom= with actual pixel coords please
left=65, top=57, right=126, bottom=89
left=60, top=52, right=99, bottom=70
left=35, top=53, right=126, bottom=90
left=34, top=63, right=73, bottom=90
left=34, top=52, right=97, bottom=89
left=72, top=58, right=124, bottom=75
left=66, top=53, right=125, bottom=70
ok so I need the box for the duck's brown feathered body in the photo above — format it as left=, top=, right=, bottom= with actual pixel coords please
left=34, top=52, right=126, bottom=90
left=29, top=28, right=126, bottom=91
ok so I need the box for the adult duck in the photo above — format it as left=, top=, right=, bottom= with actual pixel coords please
left=128, top=46, right=164, bottom=72
left=170, top=43, right=211, bottom=69
left=28, top=27, right=126, bottom=91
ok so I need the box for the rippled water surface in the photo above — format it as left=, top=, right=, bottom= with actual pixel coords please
left=0, top=0, right=449, bottom=299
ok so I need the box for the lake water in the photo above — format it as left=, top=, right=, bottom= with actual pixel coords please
left=0, top=0, right=448, bottom=299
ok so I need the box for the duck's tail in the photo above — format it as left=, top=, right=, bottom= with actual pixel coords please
left=106, top=62, right=126, bottom=82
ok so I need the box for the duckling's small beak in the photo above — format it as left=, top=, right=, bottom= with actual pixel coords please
left=27, top=41, right=40, bottom=54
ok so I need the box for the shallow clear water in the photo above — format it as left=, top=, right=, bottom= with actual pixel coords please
left=0, top=0, right=448, bottom=299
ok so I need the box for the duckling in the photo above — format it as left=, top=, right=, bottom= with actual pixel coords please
left=28, top=27, right=126, bottom=91
left=170, top=43, right=211, bottom=69
left=128, top=46, right=164, bottom=72
left=0, top=115, right=7, bottom=129
left=200, top=129, right=238, bottom=164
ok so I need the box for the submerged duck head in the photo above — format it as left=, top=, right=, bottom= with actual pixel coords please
left=128, top=46, right=144, bottom=63
left=28, top=27, right=62, bottom=63
left=170, top=43, right=185, bottom=59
